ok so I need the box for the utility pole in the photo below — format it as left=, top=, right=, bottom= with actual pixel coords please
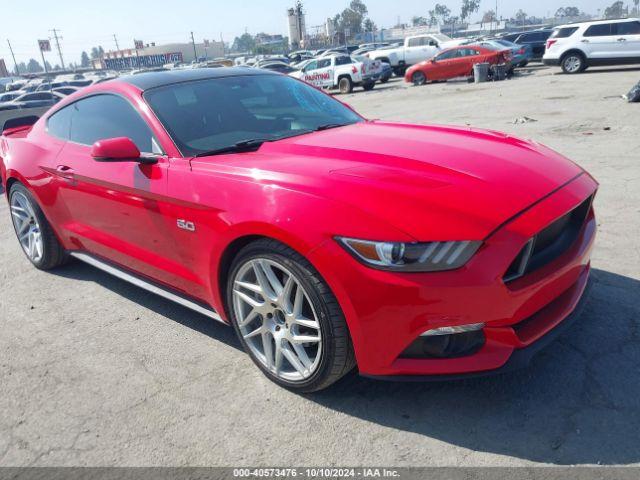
left=50, top=29, right=65, bottom=70
left=190, top=31, right=197, bottom=62
left=113, top=34, right=120, bottom=51
left=6, top=39, right=19, bottom=75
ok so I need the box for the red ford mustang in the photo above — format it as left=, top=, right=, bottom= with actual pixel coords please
left=405, top=45, right=512, bottom=85
left=0, top=69, right=597, bottom=392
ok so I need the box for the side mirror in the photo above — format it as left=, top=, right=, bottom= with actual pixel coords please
left=91, top=137, right=157, bottom=165
left=431, top=58, right=437, bottom=63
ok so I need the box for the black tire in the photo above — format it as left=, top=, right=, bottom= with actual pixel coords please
left=393, top=65, right=407, bottom=77
left=9, top=182, right=67, bottom=270
left=226, top=239, right=356, bottom=393
left=380, top=74, right=391, bottom=84
left=338, top=76, right=353, bottom=94
left=362, top=81, right=375, bottom=91
left=561, top=52, right=586, bottom=74
left=412, top=71, right=427, bottom=86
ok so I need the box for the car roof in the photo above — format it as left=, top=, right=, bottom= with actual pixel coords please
left=556, top=17, right=639, bottom=28
left=117, top=67, right=274, bottom=91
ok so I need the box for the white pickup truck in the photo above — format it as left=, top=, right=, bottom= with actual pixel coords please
left=289, top=54, right=376, bottom=94
left=367, top=34, right=464, bottom=76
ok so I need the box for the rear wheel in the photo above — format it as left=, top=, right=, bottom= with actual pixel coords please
left=561, top=52, right=586, bottom=74
left=412, top=71, right=427, bottom=86
left=227, top=239, right=356, bottom=393
left=338, top=77, right=353, bottom=94
left=9, top=183, right=67, bottom=270
left=362, top=81, right=375, bottom=91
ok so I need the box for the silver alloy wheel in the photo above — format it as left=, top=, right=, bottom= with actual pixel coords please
left=232, top=258, right=322, bottom=382
left=564, top=56, right=582, bottom=73
left=413, top=71, right=426, bottom=85
left=10, top=191, right=44, bottom=263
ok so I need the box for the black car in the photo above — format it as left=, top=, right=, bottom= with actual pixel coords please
left=501, top=29, right=553, bottom=61
left=259, top=62, right=297, bottom=74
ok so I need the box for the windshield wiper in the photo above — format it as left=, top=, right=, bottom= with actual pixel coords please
left=194, top=138, right=273, bottom=157
left=315, top=123, right=349, bottom=131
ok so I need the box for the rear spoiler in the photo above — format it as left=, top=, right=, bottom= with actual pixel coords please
left=2, top=115, right=40, bottom=136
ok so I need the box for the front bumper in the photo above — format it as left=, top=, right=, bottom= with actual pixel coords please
left=309, top=173, right=598, bottom=377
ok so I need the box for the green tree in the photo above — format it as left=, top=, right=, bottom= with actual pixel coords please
left=363, top=18, right=376, bottom=32
left=460, top=0, right=481, bottom=23
left=332, top=0, right=370, bottom=36
left=412, top=16, right=428, bottom=26
left=233, top=33, right=256, bottom=53
left=604, top=0, right=625, bottom=18
left=26, top=58, right=43, bottom=73
left=482, top=9, right=496, bottom=24
left=434, top=3, right=451, bottom=24
left=80, top=51, right=91, bottom=68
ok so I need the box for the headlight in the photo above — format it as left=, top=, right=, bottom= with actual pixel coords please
left=336, top=237, right=482, bottom=272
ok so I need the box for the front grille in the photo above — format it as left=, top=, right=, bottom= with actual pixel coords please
left=503, top=196, right=592, bottom=283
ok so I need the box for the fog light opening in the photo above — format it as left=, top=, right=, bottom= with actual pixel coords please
left=400, top=325, right=486, bottom=359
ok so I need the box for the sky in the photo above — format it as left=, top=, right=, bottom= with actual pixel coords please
left=1, top=0, right=617, bottom=67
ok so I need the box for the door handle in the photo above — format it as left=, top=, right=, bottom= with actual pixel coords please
left=581, top=39, right=590, bottom=43
left=617, top=38, right=627, bottom=42
left=56, top=165, right=75, bottom=181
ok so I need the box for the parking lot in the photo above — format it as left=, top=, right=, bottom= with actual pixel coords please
left=1, top=65, right=639, bottom=467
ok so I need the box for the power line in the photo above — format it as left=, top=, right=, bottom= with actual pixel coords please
left=49, top=28, right=65, bottom=70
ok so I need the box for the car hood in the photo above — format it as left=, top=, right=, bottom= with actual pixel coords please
left=192, top=121, right=584, bottom=240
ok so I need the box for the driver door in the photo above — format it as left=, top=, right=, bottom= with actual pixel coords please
left=48, top=94, right=190, bottom=291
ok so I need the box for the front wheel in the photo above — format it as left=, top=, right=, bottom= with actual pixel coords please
left=9, top=183, right=67, bottom=270
left=362, top=81, right=375, bottom=91
left=412, top=71, right=427, bottom=86
left=227, top=239, right=356, bottom=393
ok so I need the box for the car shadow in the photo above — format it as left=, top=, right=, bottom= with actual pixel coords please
left=50, top=260, right=242, bottom=352
left=309, top=268, right=640, bottom=465
left=49, top=262, right=639, bottom=464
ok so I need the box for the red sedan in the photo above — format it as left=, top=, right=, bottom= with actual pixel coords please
left=405, top=45, right=512, bottom=85
left=1, top=69, right=596, bottom=392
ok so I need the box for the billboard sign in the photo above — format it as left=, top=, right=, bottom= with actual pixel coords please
left=104, top=52, right=183, bottom=69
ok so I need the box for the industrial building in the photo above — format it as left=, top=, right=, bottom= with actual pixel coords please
left=287, top=2, right=306, bottom=48
left=97, top=40, right=225, bottom=69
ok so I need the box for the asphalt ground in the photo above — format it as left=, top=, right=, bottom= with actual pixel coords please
left=1, top=65, right=639, bottom=466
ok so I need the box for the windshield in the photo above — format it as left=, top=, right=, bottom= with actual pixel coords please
left=144, top=74, right=363, bottom=157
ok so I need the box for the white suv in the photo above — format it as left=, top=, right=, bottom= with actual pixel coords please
left=543, top=18, right=640, bottom=73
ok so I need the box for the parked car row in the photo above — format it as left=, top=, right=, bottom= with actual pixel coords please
left=0, top=72, right=112, bottom=112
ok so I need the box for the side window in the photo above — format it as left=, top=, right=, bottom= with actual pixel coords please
left=69, top=95, right=159, bottom=153
left=47, top=105, right=74, bottom=140
left=436, top=50, right=456, bottom=60
left=408, top=37, right=424, bottom=47
left=317, top=58, right=332, bottom=68
left=584, top=24, right=613, bottom=37
left=334, top=56, right=351, bottom=66
left=615, top=21, right=640, bottom=35
left=304, top=60, right=318, bottom=72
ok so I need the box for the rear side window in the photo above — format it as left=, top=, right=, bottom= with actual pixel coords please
left=47, top=105, right=74, bottom=140
left=69, top=95, right=158, bottom=153
left=335, top=56, right=352, bottom=66
left=615, top=21, right=640, bottom=35
left=551, top=27, right=579, bottom=38
left=522, top=32, right=550, bottom=42
left=584, top=24, right=614, bottom=37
